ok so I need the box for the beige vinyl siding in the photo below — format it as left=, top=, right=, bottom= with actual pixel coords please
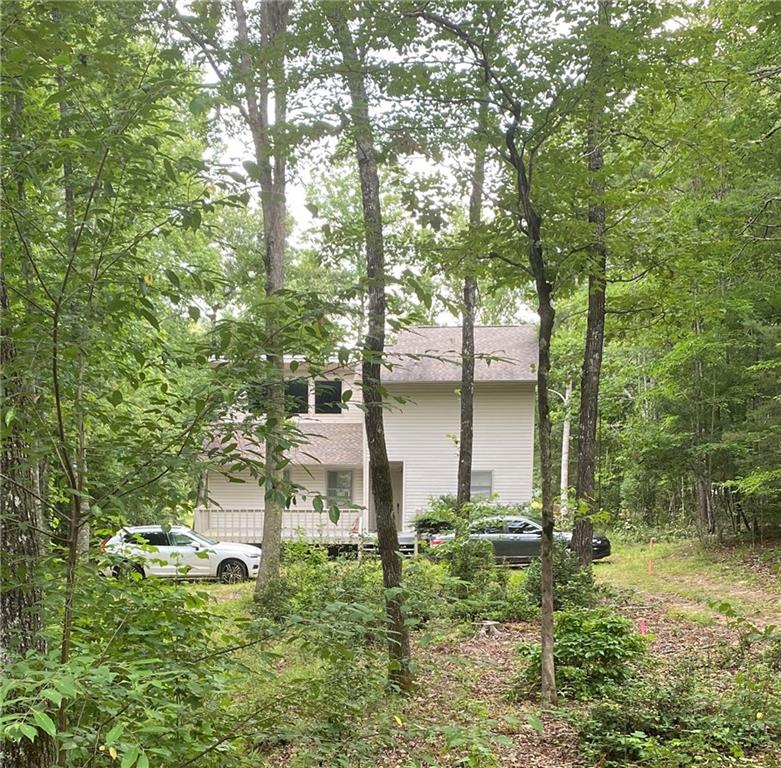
left=383, top=382, right=535, bottom=528
left=205, top=465, right=364, bottom=513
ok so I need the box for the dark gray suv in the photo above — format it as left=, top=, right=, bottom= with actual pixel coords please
left=429, top=515, right=611, bottom=565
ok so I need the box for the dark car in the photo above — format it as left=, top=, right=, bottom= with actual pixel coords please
left=429, top=515, right=611, bottom=565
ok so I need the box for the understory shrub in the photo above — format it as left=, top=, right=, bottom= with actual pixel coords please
left=523, top=541, right=599, bottom=609
left=2, top=565, right=253, bottom=767
left=438, top=535, right=537, bottom=621
left=578, top=661, right=781, bottom=767
left=514, top=608, right=647, bottom=699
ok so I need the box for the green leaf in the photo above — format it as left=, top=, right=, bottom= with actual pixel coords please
left=31, top=709, right=56, bottom=738
left=188, top=306, right=200, bottom=321
left=313, top=496, right=324, bottom=513
left=328, top=505, right=341, bottom=524
left=107, top=390, right=123, bottom=407
left=138, top=307, right=159, bottom=330
left=20, top=723, right=37, bottom=742
left=40, top=689, right=63, bottom=706
left=121, top=746, right=139, bottom=768
left=137, top=752, right=149, bottom=768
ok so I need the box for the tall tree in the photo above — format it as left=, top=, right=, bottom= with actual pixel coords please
left=233, top=0, right=291, bottom=593
left=169, top=0, right=292, bottom=591
left=572, top=0, right=611, bottom=564
left=416, top=2, right=579, bottom=706
left=456, top=94, right=488, bottom=510
left=324, top=3, right=413, bottom=692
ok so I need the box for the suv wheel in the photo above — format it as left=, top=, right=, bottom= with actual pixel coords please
left=217, top=559, right=247, bottom=584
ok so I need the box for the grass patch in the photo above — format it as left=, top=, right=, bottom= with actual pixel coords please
left=595, top=541, right=781, bottom=621
left=664, top=604, right=716, bottom=626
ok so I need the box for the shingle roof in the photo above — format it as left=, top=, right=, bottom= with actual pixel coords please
left=383, top=325, right=538, bottom=383
left=206, top=421, right=363, bottom=466
left=291, top=422, right=363, bottom=465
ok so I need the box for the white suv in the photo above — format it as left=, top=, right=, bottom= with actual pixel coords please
left=103, top=525, right=261, bottom=583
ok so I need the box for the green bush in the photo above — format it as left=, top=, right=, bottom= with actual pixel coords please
left=401, top=557, right=456, bottom=623
left=579, top=661, right=781, bottom=766
left=523, top=541, right=598, bottom=610
left=515, top=608, right=647, bottom=699
left=2, top=567, right=255, bottom=767
left=413, top=495, right=459, bottom=535
left=439, top=536, right=496, bottom=595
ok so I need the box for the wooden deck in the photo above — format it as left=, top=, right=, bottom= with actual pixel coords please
left=193, top=507, right=365, bottom=545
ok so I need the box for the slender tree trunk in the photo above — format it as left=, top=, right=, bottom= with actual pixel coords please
left=573, top=0, right=611, bottom=565
left=326, top=6, right=412, bottom=692
left=52, top=44, right=86, bottom=756
left=559, top=380, right=572, bottom=525
left=232, top=0, right=290, bottom=592
left=505, top=120, right=557, bottom=707
left=456, top=275, right=476, bottom=509
left=456, top=96, right=488, bottom=510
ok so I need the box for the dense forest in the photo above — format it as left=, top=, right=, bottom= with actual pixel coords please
left=1, top=1, right=779, bottom=767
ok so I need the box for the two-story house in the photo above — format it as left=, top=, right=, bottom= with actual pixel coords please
left=194, top=325, right=537, bottom=544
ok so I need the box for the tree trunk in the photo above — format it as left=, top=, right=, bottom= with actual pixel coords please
left=326, top=6, right=412, bottom=692
left=559, top=380, right=572, bottom=525
left=505, top=120, right=557, bottom=707
left=456, top=95, right=488, bottom=510
left=573, top=0, right=610, bottom=566
left=456, top=276, right=477, bottom=509
left=0, top=272, right=56, bottom=768
left=231, top=0, right=290, bottom=593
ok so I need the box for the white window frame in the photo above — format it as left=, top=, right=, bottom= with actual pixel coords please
left=470, top=470, right=493, bottom=499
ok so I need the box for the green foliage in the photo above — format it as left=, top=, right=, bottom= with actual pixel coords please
left=1, top=568, right=256, bottom=766
left=413, top=495, right=459, bottom=535
left=524, top=541, right=599, bottom=610
left=515, top=608, right=647, bottom=699
left=579, top=661, right=781, bottom=767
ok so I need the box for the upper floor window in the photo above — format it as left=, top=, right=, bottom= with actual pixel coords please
left=285, top=379, right=309, bottom=414
left=327, top=470, right=353, bottom=503
left=315, top=380, right=342, bottom=414
left=470, top=470, right=493, bottom=499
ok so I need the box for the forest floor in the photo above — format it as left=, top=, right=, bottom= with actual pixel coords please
left=212, top=540, right=781, bottom=767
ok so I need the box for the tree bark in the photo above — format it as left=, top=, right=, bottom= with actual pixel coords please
left=559, top=380, right=572, bottom=525
left=231, top=0, right=290, bottom=593
left=573, top=0, right=611, bottom=566
left=456, top=275, right=476, bottom=509
left=326, top=5, right=412, bottom=692
left=456, top=95, right=488, bottom=510
left=1, top=268, right=56, bottom=768
left=505, top=120, right=557, bottom=707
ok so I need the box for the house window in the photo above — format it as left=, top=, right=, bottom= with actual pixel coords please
left=315, top=380, right=342, bottom=414
left=285, top=379, right=309, bottom=414
left=470, top=471, right=493, bottom=499
left=327, top=470, right=353, bottom=504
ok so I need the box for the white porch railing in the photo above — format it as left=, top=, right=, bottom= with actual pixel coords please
left=193, top=507, right=364, bottom=545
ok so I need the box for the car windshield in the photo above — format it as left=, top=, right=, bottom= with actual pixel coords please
left=188, top=530, right=219, bottom=546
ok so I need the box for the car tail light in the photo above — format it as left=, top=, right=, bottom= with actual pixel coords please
left=430, top=538, right=445, bottom=547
